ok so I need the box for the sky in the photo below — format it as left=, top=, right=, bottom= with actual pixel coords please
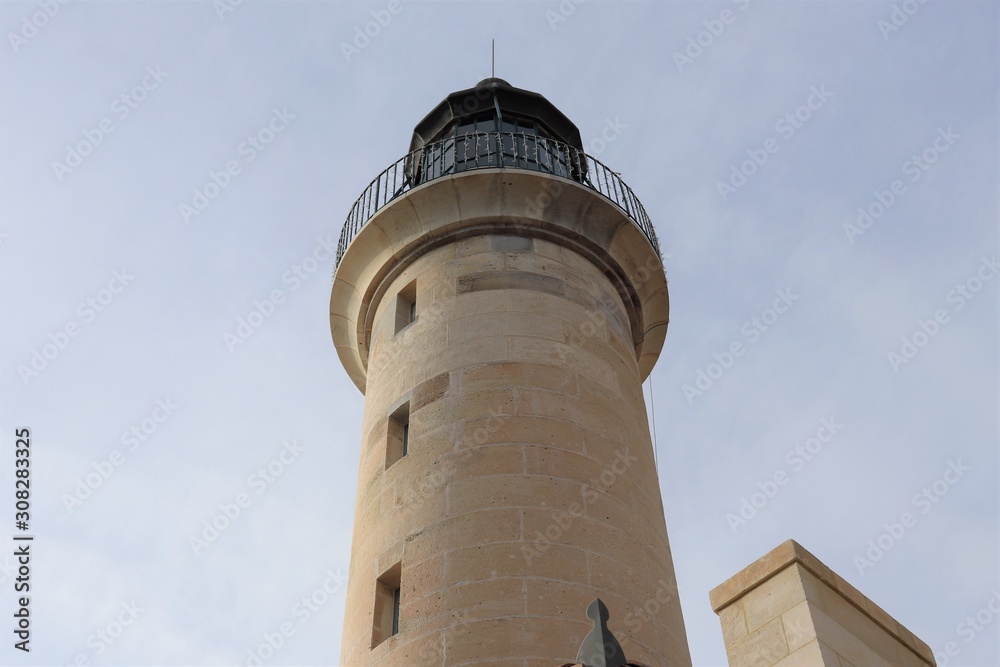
left=0, top=1, right=996, bottom=665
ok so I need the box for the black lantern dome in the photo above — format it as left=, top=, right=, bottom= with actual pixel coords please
left=405, top=79, right=587, bottom=185
left=409, top=78, right=583, bottom=150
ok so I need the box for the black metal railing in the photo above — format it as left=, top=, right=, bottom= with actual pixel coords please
left=334, top=131, right=660, bottom=270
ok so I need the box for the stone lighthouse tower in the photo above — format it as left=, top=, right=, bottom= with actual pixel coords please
left=329, top=78, right=689, bottom=666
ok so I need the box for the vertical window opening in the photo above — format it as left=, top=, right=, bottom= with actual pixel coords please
left=394, top=279, right=417, bottom=334
left=391, top=587, right=401, bottom=636
left=372, top=562, right=402, bottom=648
left=386, top=401, right=410, bottom=469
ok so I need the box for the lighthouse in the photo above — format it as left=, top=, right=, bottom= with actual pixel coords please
left=329, top=78, right=690, bottom=666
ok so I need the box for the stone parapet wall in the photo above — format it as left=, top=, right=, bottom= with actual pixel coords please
left=711, top=540, right=935, bottom=667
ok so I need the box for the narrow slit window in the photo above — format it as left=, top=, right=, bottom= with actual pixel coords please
left=372, top=562, right=402, bottom=648
left=394, top=279, right=417, bottom=334
left=386, top=401, right=410, bottom=469
left=391, top=587, right=401, bottom=635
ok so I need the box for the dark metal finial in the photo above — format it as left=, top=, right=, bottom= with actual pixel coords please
left=575, top=598, right=627, bottom=667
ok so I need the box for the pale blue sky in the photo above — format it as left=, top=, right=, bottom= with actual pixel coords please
left=1, top=1, right=996, bottom=665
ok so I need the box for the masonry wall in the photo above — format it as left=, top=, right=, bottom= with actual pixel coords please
left=338, top=232, right=690, bottom=667
left=710, top=540, right=935, bottom=667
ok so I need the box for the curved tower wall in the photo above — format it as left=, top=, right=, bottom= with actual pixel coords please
left=331, top=169, right=690, bottom=666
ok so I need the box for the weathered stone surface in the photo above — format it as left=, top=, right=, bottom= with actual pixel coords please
left=411, top=371, right=450, bottom=412
left=331, top=172, right=682, bottom=666
left=492, top=234, right=533, bottom=253
left=457, top=269, right=566, bottom=297
left=711, top=540, right=935, bottom=667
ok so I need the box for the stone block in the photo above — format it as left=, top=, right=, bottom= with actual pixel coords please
left=523, top=447, right=604, bottom=485
left=448, top=312, right=507, bottom=344
left=492, top=234, right=533, bottom=253
left=725, top=617, right=790, bottom=667
left=442, top=616, right=583, bottom=666
left=772, top=639, right=830, bottom=667
left=515, top=387, right=578, bottom=423
left=413, top=388, right=514, bottom=436
left=742, top=566, right=809, bottom=633
left=502, top=249, right=560, bottom=273
left=460, top=361, right=577, bottom=395
left=718, top=601, right=748, bottom=643
left=506, top=288, right=581, bottom=319
left=808, top=606, right=896, bottom=667
left=453, top=234, right=493, bottom=258
left=449, top=443, right=524, bottom=479
left=403, top=508, right=521, bottom=566
left=411, top=371, right=450, bottom=412
left=457, top=414, right=584, bottom=452
left=458, top=270, right=566, bottom=299
left=443, top=578, right=526, bottom=620
left=524, top=577, right=595, bottom=618
left=781, top=599, right=815, bottom=653
left=504, top=311, right=566, bottom=342
left=373, top=629, right=441, bottom=666
left=447, top=473, right=584, bottom=515
left=450, top=252, right=508, bottom=280
left=386, top=471, right=448, bottom=521
left=443, top=289, right=508, bottom=323
left=532, top=238, right=564, bottom=261
left=446, top=540, right=587, bottom=585
left=402, top=551, right=443, bottom=597
left=407, top=322, right=449, bottom=358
